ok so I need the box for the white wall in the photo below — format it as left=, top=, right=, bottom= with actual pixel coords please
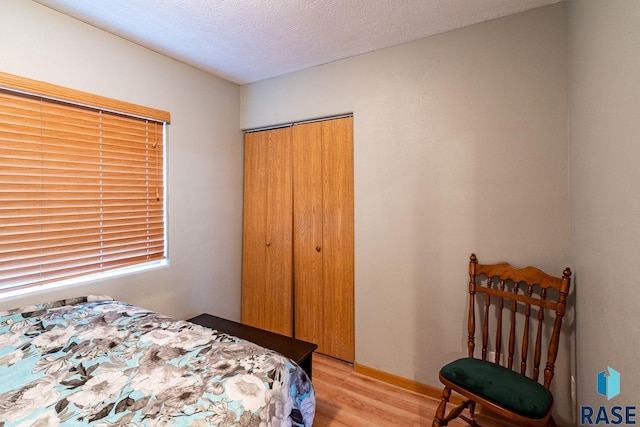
left=242, top=3, right=572, bottom=422
left=0, top=0, right=244, bottom=321
left=569, top=0, right=640, bottom=414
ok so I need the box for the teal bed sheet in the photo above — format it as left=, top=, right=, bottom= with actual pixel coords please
left=0, top=296, right=315, bottom=426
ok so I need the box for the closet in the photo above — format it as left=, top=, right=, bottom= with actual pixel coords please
left=241, top=116, right=354, bottom=362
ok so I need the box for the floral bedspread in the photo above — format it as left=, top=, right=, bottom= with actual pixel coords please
left=0, top=296, right=315, bottom=426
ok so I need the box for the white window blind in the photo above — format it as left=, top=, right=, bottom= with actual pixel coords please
left=0, top=72, right=169, bottom=292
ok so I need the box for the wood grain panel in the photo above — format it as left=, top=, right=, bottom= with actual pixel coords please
left=321, top=117, right=355, bottom=362
left=242, top=128, right=293, bottom=336
left=292, top=122, right=325, bottom=349
left=265, top=127, right=294, bottom=336
left=241, top=131, right=268, bottom=329
left=242, top=117, right=354, bottom=355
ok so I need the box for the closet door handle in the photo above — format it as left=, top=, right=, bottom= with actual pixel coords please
left=316, top=246, right=321, bottom=252
left=266, top=242, right=271, bottom=247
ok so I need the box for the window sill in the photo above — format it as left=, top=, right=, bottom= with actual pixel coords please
left=0, top=259, right=169, bottom=300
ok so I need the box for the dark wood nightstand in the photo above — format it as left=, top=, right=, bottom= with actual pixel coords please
left=188, top=313, right=318, bottom=379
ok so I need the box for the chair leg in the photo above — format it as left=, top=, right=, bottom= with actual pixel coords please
left=432, top=386, right=451, bottom=427
left=468, top=401, right=477, bottom=426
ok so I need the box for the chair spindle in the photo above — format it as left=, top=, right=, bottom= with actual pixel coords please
left=532, top=288, right=547, bottom=382
left=521, top=284, right=534, bottom=375
left=508, top=283, right=519, bottom=370
left=495, top=279, right=506, bottom=364
left=482, top=277, right=492, bottom=361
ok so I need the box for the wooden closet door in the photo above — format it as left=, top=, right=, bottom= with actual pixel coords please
left=293, top=122, right=325, bottom=349
left=293, top=117, right=354, bottom=362
left=242, top=128, right=293, bottom=336
left=321, top=117, right=354, bottom=362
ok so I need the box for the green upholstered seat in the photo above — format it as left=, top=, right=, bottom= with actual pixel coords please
left=440, top=357, right=553, bottom=419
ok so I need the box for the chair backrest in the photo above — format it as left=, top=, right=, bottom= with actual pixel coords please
left=467, top=253, right=571, bottom=389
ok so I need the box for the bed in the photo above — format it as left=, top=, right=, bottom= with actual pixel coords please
left=0, top=296, right=315, bottom=426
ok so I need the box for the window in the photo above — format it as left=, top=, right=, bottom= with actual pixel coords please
left=0, top=72, right=170, bottom=293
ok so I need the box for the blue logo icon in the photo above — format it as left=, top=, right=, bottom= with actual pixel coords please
left=597, top=367, right=620, bottom=400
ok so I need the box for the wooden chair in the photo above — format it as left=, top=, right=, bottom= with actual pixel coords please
left=432, top=254, right=572, bottom=427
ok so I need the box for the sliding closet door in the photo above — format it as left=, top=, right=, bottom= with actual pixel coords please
left=293, top=117, right=354, bottom=362
left=242, top=128, right=293, bottom=336
left=320, top=117, right=354, bottom=362
left=292, top=122, right=325, bottom=349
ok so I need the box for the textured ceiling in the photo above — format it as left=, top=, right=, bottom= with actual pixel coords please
left=34, top=0, right=561, bottom=85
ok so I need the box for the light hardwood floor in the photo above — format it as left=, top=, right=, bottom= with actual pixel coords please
left=312, top=353, right=514, bottom=426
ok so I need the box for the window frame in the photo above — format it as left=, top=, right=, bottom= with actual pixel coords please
left=0, top=71, right=170, bottom=295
